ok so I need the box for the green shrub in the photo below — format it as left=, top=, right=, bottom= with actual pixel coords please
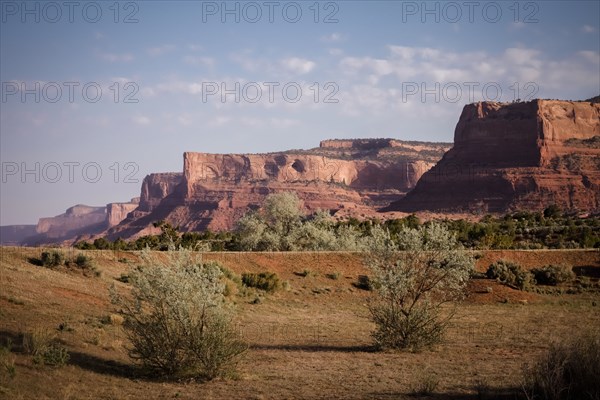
left=353, top=275, right=373, bottom=291
left=35, top=344, right=69, bottom=367
left=22, top=328, right=54, bottom=356
left=523, top=333, right=600, bottom=400
left=110, top=250, right=247, bottom=380
left=326, top=272, right=341, bottom=280
left=0, top=342, right=16, bottom=380
left=367, top=223, right=474, bottom=351
left=296, top=269, right=315, bottom=278
left=241, top=272, right=280, bottom=293
left=22, top=328, right=69, bottom=367
left=40, top=251, right=64, bottom=268
left=74, top=254, right=93, bottom=269
left=410, top=368, right=440, bottom=396
left=531, top=264, right=575, bottom=286
left=486, top=260, right=535, bottom=290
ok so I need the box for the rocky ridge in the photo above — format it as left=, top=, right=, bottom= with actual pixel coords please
left=388, top=99, right=600, bottom=213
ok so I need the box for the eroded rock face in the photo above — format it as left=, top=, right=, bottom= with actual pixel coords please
left=389, top=100, right=600, bottom=213
left=106, top=198, right=140, bottom=227
left=36, top=205, right=107, bottom=237
left=0, top=225, right=37, bottom=245
left=105, top=139, right=449, bottom=237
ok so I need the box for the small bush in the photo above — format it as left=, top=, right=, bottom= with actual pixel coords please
left=296, top=269, right=315, bottom=278
left=116, top=274, right=130, bottom=283
left=326, top=272, right=341, bottom=280
left=411, top=368, right=440, bottom=396
left=532, top=264, right=575, bottom=286
left=353, top=275, right=374, bottom=291
left=22, top=328, right=69, bottom=367
left=0, top=342, right=16, bottom=380
left=486, top=260, right=535, bottom=290
left=35, top=344, right=69, bottom=367
left=241, top=272, right=280, bottom=293
left=40, top=251, right=64, bottom=268
left=22, top=328, right=54, bottom=356
left=523, top=333, right=600, bottom=400
left=74, top=254, right=93, bottom=269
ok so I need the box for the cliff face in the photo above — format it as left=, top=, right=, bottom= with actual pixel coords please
left=0, top=225, right=37, bottom=245
left=36, top=205, right=107, bottom=237
left=389, top=100, right=600, bottom=213
left=105, top=139, right=449, bottom=237
left=106, top=198, right=140, bottom=227
left=138, top=173, right=183, bottom=212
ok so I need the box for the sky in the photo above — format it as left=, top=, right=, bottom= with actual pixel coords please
left=1, top=0, right=599, bottom=225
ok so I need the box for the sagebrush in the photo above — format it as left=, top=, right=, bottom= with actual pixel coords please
left=110, top=249, right=247, bottom=380
left=486, top=260, right=535, bottom=291
left=531, top=264, right=575, bottom=286
left=522, top=332, right=600, bottom=400
left=367, top=223, right=474, bottom=351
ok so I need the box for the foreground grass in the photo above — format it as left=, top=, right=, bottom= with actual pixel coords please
left=0, top=247, right=599, bottom=399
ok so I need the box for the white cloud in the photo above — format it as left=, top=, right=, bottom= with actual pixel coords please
left=321, top=33, right=344, bottom=43
left=578, top=50, right=600, bottom=64
left=133, top=116, right=151, bottom=125
left=270, top=118, right=299, bottom=128
left=183, top=55, right=215, bottom=68
left=177, top=114, right=193, bottom=126
left=208, top=116, right=230, bottom=127
left=334, top=45, right=599, bottom=117
left=147, top=45, right=175, bottom=57
left=99, top=52, right=134, bottom=63
left=280, top=57, right=316, bottom=74
left=582, top=25, right=597, bottom=33
left=187, top=44, right=203, bottom=51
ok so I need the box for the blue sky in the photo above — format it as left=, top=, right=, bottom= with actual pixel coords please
left=1, top=0, right=599, bottom=225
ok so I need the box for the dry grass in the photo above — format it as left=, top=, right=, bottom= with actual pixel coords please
left=0, top=247, right=599, bottom=399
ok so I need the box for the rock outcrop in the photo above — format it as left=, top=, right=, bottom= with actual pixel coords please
left=36, top=205, right=107, bottom=238
left=106, top=198, right=140, bottom=227
left=0, top=225, right=37, bottom=245
left=105, top=139, right=449, bottom=237
left=388, top=99, right=600, bottom=213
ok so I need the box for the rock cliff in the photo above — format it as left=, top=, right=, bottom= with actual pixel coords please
left=36, top=205, right=107, bottom=237
left=105, top=139, right=449, bottom=237
left=106, top=198, right=140, bottom=227
left=388, top=99, right=600, bottom=213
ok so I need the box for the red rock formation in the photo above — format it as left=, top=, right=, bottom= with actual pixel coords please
left=36, top=205, right=107, bottom=237
left=105, top=139, right=449, bottom=237
left=106, top=198, right=140, bottom=227
left=388, top=99, right=600, bottom=213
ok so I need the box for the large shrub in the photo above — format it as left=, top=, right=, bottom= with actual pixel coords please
left=523, top=333, right=600, bottom=400
left=110, top=249, right=247, bottom=380
left=40, top=251, right=64, bottom=268
left=486, top=260, right=535, bottom=290
left=531, top=264, right=575, bottom=286
left=367, top=223, right=474, bottom=351
left=241, top=272, right=280, bottom=293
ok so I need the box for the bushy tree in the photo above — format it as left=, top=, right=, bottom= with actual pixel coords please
left=262, top=191, right=303, bottom=237
left=235, top=192, right=368, bottom=251
left=110, top=249, right=247, bottom=379
left=367, top=223, right=474, bottom=351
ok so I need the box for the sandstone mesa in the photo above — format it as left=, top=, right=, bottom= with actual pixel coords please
left=3, top=98, right=599, bottom=246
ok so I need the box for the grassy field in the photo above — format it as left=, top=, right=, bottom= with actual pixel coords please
left=1, top=247, right=599, bottom=399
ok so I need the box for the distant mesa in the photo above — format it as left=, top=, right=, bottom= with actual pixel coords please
left=387, top=99, right=600, bottom=213
left=3, top=97, right=599, bottom=246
